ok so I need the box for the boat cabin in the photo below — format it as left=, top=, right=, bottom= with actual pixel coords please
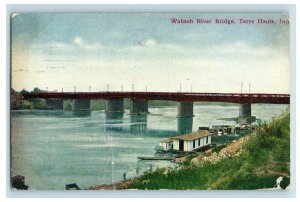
left=159, top=130, right=212, bottom=152
left=159, top=139, right=173, bottom=151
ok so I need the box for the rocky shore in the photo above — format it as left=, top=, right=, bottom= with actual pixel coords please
left=191, top=135, right=250, bottom=165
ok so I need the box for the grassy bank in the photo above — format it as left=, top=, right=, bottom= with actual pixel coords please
left=126, top=112, right=290, bottom=190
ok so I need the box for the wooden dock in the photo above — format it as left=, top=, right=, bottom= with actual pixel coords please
left=137, top=156, right=175, bottom=160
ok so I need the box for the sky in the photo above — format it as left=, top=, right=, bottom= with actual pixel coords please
left=11, top=13, right=290, bottom=93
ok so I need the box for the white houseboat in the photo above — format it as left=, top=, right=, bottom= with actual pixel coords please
left=159, top=130, right=212, bottom=152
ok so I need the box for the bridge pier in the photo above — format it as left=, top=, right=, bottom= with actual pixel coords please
left=72, top=99, right=91, bottom=111
left=105, top=99, right=124, bottom=113
left=130, top=99, right=149, bottom=115
left=239, top=103, right=251, bottom=117
left=45, top=99, right=63, bottom=110
left=177, top=101, right=194, bottom=117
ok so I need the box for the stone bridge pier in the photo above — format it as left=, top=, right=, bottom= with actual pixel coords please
left=72, top=99, right=91, bottom=111
left=105, top=99, right=124, bottom=113
left=177, top=101, right=194, bottom=117
left=45, top=99, right=64, bottom=110
left=239, top=103, right=251, bottom=117
left=130, top=99, right=149, bottom=115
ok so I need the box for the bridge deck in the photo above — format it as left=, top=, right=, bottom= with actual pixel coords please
left=22, top=92, right=290, bottom=104
left=21, top=92, right=290, bottom=104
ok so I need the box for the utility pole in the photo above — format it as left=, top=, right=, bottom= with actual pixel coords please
left=132, top=84, right=134, bottom=92
left=121, top=85, right=123, bottom=92
left=62, top=88, right=63, bottom=92
left=191, top=85, right=193, bottom=93
left=74, top=86, right=76, bottom=92
left=89, top=86, right=91, bottom=92
left=179, top=83, right=182, bottom=92
left=107, top=84, right=109, bottom=92
left=241, top=82, right=243, bottom=94
left=249, top=83, right=251, bottom=94
left=146, top=85, right=148, bottom=92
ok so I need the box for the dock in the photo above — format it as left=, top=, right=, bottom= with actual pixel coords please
left=137, top=156, right=175, bottom=160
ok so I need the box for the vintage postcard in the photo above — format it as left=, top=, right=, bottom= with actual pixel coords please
left=11, top=12, right=290, bottom=190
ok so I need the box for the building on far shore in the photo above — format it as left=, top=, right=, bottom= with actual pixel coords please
left=159, top=130, right=212, bottom=152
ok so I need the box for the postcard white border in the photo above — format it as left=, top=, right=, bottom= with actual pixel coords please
left=3, top=3, right=297, bottom=200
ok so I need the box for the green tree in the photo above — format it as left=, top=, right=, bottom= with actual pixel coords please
left=32, top=87, right=43, bottom=93
left=20, top=89, right=29, bottom=94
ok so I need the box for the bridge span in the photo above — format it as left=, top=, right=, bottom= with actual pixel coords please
left=22, top=92, right=289, bottom=104
left=21, top=91, right=290, bottom=118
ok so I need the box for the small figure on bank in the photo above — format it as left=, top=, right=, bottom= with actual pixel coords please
left=123, top=172, right=126, bottom=181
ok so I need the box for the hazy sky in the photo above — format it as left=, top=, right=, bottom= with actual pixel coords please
left=11, top=13, right=290, bottom=93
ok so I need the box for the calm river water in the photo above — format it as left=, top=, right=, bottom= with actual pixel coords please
left=11, top=104, right=288, bottom=190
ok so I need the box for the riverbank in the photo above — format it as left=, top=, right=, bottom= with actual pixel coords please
left=89, top=112, right=290, bottom=190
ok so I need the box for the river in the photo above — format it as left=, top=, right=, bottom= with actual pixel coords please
left=11, top=103, right=288, bottom=190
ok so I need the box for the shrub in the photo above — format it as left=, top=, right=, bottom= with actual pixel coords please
left=280, top=177, right=290, bottom=189
left=212, top=144, right=227, bottom=153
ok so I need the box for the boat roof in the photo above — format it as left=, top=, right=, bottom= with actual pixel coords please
left=170, top=130, right=211, bottom=141
left=159, top=139, right=173, bottom=143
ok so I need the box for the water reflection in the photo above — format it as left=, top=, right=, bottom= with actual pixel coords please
left=130, top=115, right=147, bottom=134
left=177, top=117, right=193, bottom=134
left=105, top=112, right=124, bottom=132
left=72, top=110, right=91, bottom=117
left=11, top=109, right=65, bottom=117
